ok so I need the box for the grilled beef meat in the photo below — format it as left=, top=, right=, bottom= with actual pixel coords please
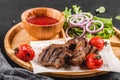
left=65, top=37, right=99, bottom=66
left=65, top=37, right=99, bottom=54
left=65, top=37, right=87, bottom=51
left=38, top=44, right=72, bottom=69
left=38, top=37, right=99, bottom=68
left=69, top=43, right=86, bottom=66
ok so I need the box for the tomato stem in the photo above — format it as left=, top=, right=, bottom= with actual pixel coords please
left=104, top=41, right=109, bottom=46
left=95, top=55, right=101, bottom=60
left=14, top=47, right=18, bottom=54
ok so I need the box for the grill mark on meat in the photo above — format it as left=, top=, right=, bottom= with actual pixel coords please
left=94, top=48, right=99, bottom=54
left=46, top=48, right=57, bottom=62
left=53, top=50, right=69, bottom=68
left=84, top=39, right=87, bottom=47
left=42, top=44, right=60, bottom=62
left=43, top=45, right=55, bottom=62
left=84, top=44, right=91, bottom=54
left=48, top=48, right=61, bottom=64
left=52, top=51, right=63, bottom=63
left=39, top=46, right=50, bottom=62
left=88, top=45, right=93, bottom=54
left=90, top=46, right=99, bottom=54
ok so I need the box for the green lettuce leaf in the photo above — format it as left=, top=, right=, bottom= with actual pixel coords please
left=93, top=16, right=115, bottom=39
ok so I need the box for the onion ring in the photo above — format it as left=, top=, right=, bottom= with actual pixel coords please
left=70, top=14, right=84, bottom=26
left=73, top=26, right=86, bottom=38
left=66, top=12, right=104, bottom=38
left=82, top=12, right=93, bottom=20
left=86, top=20, right=104, bottom=34
left=79, top=15, right=90, bottom=26
left=65, top=26, right=86, bottom=38
left=69, top=13, right=93, bottom=27
left=65, top=26, right=73, bottom=38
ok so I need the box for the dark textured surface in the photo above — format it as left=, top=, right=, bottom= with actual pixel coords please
left=0, top=0, right=120, bottom=80
left=0, top=49, right=54, bottom=80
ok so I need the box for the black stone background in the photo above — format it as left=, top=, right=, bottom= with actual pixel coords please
left=0, top=0, right=120, bottom=80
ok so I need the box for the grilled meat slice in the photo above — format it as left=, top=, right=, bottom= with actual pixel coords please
left=69, top=43, right=86, bottom=66
left=65, top=37, right=88, bottom=51
left=66, top=37, right=99, bottom=66
left=84, top=42, right=99, bottom=54
left=38, top=37, right=99, bottom=68
left=38, top=44, right=72, bottom=69
left=65, top=37, right=99, bottom=54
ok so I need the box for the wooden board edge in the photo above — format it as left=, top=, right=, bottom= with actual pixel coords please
left=3, top=23, right=120, bottom=78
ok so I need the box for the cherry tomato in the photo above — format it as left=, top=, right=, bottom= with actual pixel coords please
left=89, top=36, right=104, bottom=50
left=86, top=53, right=103, bottom=69
left=14, top=44, right=35, bottom=62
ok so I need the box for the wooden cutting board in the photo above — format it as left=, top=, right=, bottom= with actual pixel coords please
left=4, top=22, right=120, bottom=78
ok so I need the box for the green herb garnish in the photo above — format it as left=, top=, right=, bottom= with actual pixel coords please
left=96, top=6, right=106, bottom=13
left=63, top=5, right=114, bottom=39
left=115, top=15, right=120, bottom=20
left=94, top=16, right=114, bottom=39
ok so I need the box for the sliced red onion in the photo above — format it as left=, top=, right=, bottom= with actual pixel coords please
left=65, top=26, right=72, bottom=38
left=65, top=26, right=86, bottom=38
left=69, top=13, right=93, bottom=28
left=73, top=26, right=86, bottom=38
left=86, top=20, right=104, bottom=34
left=70, top=14, right=84, bottom=26
left=93, top=24, right=96, bottom=31
left=78, top=15, right=90, bottom=26
left=66, top=12, right=104, bottom=38
left=82, top=12, right=93, bottom=20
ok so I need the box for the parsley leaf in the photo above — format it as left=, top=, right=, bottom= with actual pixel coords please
left=115, top=15, right=120, bottom=20
left=96, top=6, right=106, bottom=13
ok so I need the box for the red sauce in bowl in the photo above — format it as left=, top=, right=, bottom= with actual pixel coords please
left=28, top=16, right=58, bottom=25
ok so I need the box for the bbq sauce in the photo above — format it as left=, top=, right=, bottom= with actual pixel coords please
left=28, top=16, right=58, bottom=25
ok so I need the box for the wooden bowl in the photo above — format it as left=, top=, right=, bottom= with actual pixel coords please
left=21, top=7, right=65, bottom=40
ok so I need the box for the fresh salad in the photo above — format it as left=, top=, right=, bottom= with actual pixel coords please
left=63, top=5, right=114, bottom=39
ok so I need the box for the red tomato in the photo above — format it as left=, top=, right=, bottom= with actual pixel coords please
left=86, top=53, right=103, bottom=69
left=89, top=36, right=104, bottom=50
left=15, top=44, right=35, bottom=62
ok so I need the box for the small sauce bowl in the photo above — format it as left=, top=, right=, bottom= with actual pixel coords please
left=21, top=7, right=65, bottom=40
